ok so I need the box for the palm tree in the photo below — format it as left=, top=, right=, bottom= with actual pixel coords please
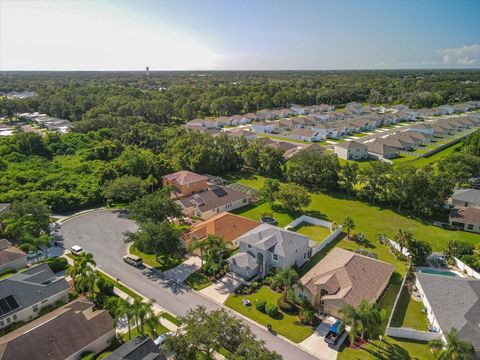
left=145, top=312, right=162, bottom=337
left=340, top=301, right=382, bottom=342
left=68, top=252, right=96, bottom=286
left=21, top=234, right=49, bottom=262
left=270, top=267, right=300, bottom=302
left=340, top=304, right=362, bottom=344
left=343, top=217, right=355, bottom=239
left=190, top=235, right=227, bottom=274
left=429, top=328, right=474, bottom=360
left=394, top=229, right=413, bottom=255
left=189, top=238, right=210, bottom=270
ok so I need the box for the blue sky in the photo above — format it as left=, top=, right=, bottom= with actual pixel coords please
left=1, top=0, right=479, bottom=70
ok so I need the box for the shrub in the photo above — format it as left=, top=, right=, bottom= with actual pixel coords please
left=256, top=299, right=266, bottom=313
left=265, top=302, right=278, bottom=317
left=0, top=268, right=17, bottom=278
left=277, top=298, right=296, bottom=314
left=80, top=351, right=95, bottom=360
left=44, top=257, right=69, bottom=272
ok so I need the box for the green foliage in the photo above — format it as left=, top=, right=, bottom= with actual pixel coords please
left=275, top=182, right=311, bottom=212
left=407, top=239, right=432, bottom=266
left=287, top=150, right=340, bottom=190
left=44, top=256, right=69, bottom=272
left=0, top=268, right=17, bottom=278
left=256, top=299, right=266, bottom=313
left=265, top=302, right=279, bottom=317
left=103, top=175, right=147, bottom=203
left=260, top=178, right=280, bottom=205
left=128, top=191, right=182, bottom=223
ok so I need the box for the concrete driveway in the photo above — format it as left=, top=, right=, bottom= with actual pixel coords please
left=300, top=316, right=345, bottom=360
left=200, top=272, right=245, bottom=304
left=163, top=256, right=202, bottom=283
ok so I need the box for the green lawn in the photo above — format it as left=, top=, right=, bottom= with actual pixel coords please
left=121, top=323, right=170, bottom=342
left=392, top=141, right=463, bottom=168
left=293, top=222, right=332, bottom=243
left=235, top=175, right=480, bottom=259
left=161, top=312, right=181, bottom=326
left=130, top=243, right=184, bottom=271
left=390, top=287, right=428, bottom=330
left=98, top=272, right=143, bottom=301
left=257, top=133, right=309, bottom=144
left=224, top=286, right=314, bottom=343
left=183, top=272, right=212, bottom=290
left=96, top=351, right=112, bottom=359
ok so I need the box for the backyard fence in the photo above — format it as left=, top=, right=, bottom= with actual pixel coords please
left=387, top=239, right=410, bottom=257
left=285, top=215, right=342, bottom=256
left=385, top=327, right=443, bottom=342
left=454, top=257, right=480, bottom=279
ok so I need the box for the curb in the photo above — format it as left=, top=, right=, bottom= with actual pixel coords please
left=57, top=208, right=123, bottom=224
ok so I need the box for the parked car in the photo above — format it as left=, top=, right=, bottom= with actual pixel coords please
left=123, top=255, right=143, bottom=267
left=324, top=320, right=345, bottom=345
left=154, top=332, right=172, bottom=346
left=71, top=245, right=83, bottom=256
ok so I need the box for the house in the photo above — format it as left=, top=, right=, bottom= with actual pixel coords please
left=367, top=141, right=399, bottom=159
left=449, top=207, right=480, bottom=233
left=184, top=212, right=260, bottom=249
left=163, top=171, right=209, bottom=199
left=333, top=141, right=368, bottom=160
left=255, top=110, right=275, bottom=121
left=224, top=129, right=257, bottom=140
left=271, top=121, right=290, bottom=134
left=272, top=141, right=301, bottom=158
left=400, top=130, right=432, bottom=143
left=0, top=263, right=69, bottom=329
left=186, top=126, right=222, bottom=137
left=416, top=273, right=480, bottom=356
left=228, top=224, right=312, bottom=280
left=451, top=189, right=480, bottom=208
left=105, top=336, right=165, bottom=360
left=0, top=299, right=115, bottom=360
left=310, top=123, right=334, bottom=140
left=0, top=240, right=27, bottom=273
left=409, top=123, right=435, bottom=136
left=177, top=186, right=249, bottom=220
left=286, top=129, right=322, bottom=142
left=290, top=104, right=309, bottom=115
left=251, top=121, right=276, bottom=134
left=272, top=109, right=293, bottom=118
left=376, top=136, right=414, bottom=151
left=230, top=114, right=251, bottom=125
left=298, top=248, right=394, bottom=318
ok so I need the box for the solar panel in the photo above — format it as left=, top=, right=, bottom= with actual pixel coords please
left=212, top=187, right=228, bottom=197
left=0, top=295, right=20, bottom=316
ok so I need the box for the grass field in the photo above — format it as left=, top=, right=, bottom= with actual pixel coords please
left=390, top=287, right=429, bottom=331
left=121, top=323, right=170, bottom=342
left=183, top=272, right=212, bottom=290
left=97, top=272, right=143, bottom=301
left=293, top=222, right=332, bottom=243
left=130, top=243, right=184, bottom=271
left=225, top=286, right=314, bottom=343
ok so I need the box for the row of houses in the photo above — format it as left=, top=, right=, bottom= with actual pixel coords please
left=333, top=115, right=480, bottom=160
left=17, top=112, right=71, bottom=133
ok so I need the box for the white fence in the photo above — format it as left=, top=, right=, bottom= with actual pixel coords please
left=387, top=239, right=410, bottom=257
left=454, top=257, right=480, bottom=279
left=385, top=327, right=443, bottom=342
left=285, top=215, right=342, bottom=256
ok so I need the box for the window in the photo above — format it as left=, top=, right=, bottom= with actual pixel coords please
left=243, top=198, right=248, bottom=203
left=465, top=202, right=469, bottom=207
left=6, top=318, right=10, bottom=324
left=247, top=244, right=252, bottom=249
left=0, top=321, right=3, bottom=327
left=467, top=224, right=474, bottom=230
left=273, top=254, right=278, bottom=261
left=12, top=314, right=17, bottom=320
left=33, top=305, right=38, bottom=312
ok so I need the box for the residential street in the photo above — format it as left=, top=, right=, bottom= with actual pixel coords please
left=58, top=210, right=320, bottom=360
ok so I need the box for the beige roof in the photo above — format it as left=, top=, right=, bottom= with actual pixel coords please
left=0, top=240, right=26, bottom=267
left=301, top=248, right=394, bottom=307
left=163, top=171, right=208, bottom=186
left=450, top=207, right=480, bottom=226
left=367, top=141, right=398, bottom=156
left=186, top=212, right=260, bottom=243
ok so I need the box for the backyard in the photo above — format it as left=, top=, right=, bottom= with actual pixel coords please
left=292, top=221, right=332, bottom=243
left=224, top=286, right=315, bottom=343
left=390, top=286, right=429, bottom=330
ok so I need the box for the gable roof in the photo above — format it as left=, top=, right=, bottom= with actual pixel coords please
left=335, top=141, right=368, bottom=150
left=237, top=224, right=310, bottom=258
left=163, top=171, right=208, bottom=186
left=178, top=187, right=247, bottom=213
left=449, top=207, right=480, bottom=226
left=416, top=273, right=480, bottom=354
left=0, top=264, right=69, bottom=321
left=0, top=299, right=114, bottom=360
left=367, top=141, right=398, bottom=156
left=186, top=212, right=260, bottom=243
left=105, top=336, right=164, bottom=360
left=0, top=240, right=26, bottom=267
left=452, top=189, right=480, bottom=207
left=301, top=248, right=394, bottom=307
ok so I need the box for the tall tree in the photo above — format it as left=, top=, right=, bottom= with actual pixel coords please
left=343, top=216, right=355, bottom=239
left=339, top=162, right=359, bottom=195
left=429, top=328, right=474, bottom=360
left=394, top=229, right=413, bottom=255
left=260, top=178, right=280, bottom=205
left=270, top=267, right=300, bottom=301
left=128, top=191, right=183, bottom=223
left=275, top=183, right=311, bottom=213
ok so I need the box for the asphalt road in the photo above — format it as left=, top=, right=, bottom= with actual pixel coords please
left=59, top=210, right=320, bottom=360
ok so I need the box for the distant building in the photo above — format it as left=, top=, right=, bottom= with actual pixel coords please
left=146, top=66, right=150, bottom=76
left=449, top=207, right=480, bottom=233
left=333, top=141, right=368, bottom=160
left=450, top=189, right=480, bottom=209
left=0, top=299, right=115, bottom=360
left=163, top=171, right=209, bottom=199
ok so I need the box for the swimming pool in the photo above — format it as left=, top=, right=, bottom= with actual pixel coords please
left=417, top=268, right=459, bottom=277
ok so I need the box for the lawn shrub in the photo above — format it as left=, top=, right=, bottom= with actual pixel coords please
left=69, top=291, right=79, bottom=301
left=256, top=299, right=266, bottom=312
left=265, top=302, right=278, bottom=317
left=277, top=298, right=296, bottom=314
left=44, top=257, right=69, bottom=272
left=80, top=351, right=95, bottom=360
left=0, top=268, right=16, bottom=278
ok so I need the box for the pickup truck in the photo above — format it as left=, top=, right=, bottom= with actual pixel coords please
left=324, top=320, right=345, bottom=345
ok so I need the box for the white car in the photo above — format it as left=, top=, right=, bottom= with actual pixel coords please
left=154, top=332, right=173, bottom=346
left=71, top=245, right=83, bottom=256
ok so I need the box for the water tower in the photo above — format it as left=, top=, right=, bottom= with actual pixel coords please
left=145, top=66, right=150, bottom=76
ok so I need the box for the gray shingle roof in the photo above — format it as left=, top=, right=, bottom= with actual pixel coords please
left=229, top=251, right=257, bottom=269
left=0, top=263, right=69, bottom=320
left=178, top=187, right=247, bottom=213
left=452, top=189, right=480, bottom=207
left=105, top=336, right=164, bottom=360
left=417, top=273, right=480, bottom=353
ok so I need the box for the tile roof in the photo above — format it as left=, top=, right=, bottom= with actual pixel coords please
left=0, top=299, right=114, bottom=360
left=163, top=171, right=208, bottom=186
left=417, top=273, right=480, bottom=354
left=301, top=248, right=394, bottom=307
left=0, top=264, right=69, bottom=321
left=186, top=212, right=260, bottom=243
left=449, top=207, right=480, bottom=226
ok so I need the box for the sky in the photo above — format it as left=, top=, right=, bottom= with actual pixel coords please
left=1, top=0, right=480, bottom=71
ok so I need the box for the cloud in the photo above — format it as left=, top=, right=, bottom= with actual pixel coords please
left=438, top=44, right=480, bottom=66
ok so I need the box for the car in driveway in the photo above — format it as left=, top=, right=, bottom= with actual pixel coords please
left=71, top=245, right=83, bottom=256
left=154, top=332, right=173, bottom=346
left=324, top=320, right=345, bottom=346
